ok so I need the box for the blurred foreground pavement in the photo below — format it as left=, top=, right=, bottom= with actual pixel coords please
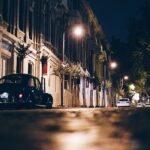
left=0, top=107, right=150, bottom=150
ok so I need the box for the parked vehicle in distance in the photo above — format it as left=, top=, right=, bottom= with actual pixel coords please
left=116, top=98, right=130, bottom=107
left=0, top=74, right=53, bottom=108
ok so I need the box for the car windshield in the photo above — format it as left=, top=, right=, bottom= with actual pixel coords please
left=0, top=76, right=23, bottom=84
left=119, top=98, right=129, bottom=101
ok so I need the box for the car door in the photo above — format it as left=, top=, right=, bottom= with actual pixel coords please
left=34, top=77, right=43, bottom=104
left=28, top=77, right=42, bottom=104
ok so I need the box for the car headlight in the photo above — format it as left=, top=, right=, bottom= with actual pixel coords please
left=0, top=92, right=9, bottom=99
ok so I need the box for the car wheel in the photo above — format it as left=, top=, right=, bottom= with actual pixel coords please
left=45, top=95, right=53, bottom=109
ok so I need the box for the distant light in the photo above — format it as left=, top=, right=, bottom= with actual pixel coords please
left=110, top=61, right=117, bottom=69
left=124, top=75, right=129, bottom=80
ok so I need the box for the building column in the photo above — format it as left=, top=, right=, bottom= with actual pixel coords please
left=90, top=82, right=93, bottom=107
left=83, top=77, right=86, bottom=107
left=0, top=31, right=2, bottom=78
left=79, top=77, right=83, bottom=106
left=12, top=51, right=17, bottom=73
left=0, top=15, right=3, bottom=77
left=36, top=46, right=41, bottom=79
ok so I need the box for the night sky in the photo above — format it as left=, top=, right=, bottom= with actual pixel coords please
left=88, top=0, right=144, bottom=41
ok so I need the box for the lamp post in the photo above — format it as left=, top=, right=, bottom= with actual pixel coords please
left=109, top=61, right=118, bottom=107
left=61, top=24, right=85, bottom=107
left=120, top=75, right=129, bottom=90
left=61, top=32, right=65, bottom=107
left=103, top=62, right=107, bottom=107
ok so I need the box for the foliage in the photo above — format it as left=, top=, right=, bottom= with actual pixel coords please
left=53, top=63, right=81, bottom=79
left=126, top=1, right=150, bottom=94
left=106, top=80, right=112, bottom=88
left=40, top=56, right=48, bottom=64
left=110, top=1, right=150, bottom=95
left=15, top=42, right=31, bottom=73
left=134, top=72, right=148, bottom=94
left=16, top=43, right=31, bottom=60
left=98, top=50, right=107, bottom=62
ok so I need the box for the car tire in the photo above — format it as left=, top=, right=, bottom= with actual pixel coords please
left=45, top=95, right=53, bottom=109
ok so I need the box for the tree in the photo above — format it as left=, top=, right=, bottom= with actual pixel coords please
left=15, top=42, right=31, bottom=73
left=127, top=0, right=150, bottom=95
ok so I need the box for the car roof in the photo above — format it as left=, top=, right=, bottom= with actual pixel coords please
left=1, top=74, right=38, bottom=80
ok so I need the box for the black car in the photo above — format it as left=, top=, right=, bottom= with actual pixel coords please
left=0, top=74, right=53, bottom=108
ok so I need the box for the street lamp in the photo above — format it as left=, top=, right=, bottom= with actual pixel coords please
left=110, top=61, right=118, bottom=70
left=72, top=25, right=85, bottom=38
left=105, top=61, right=118, bottom=107
left=61, top=24, right=85, bottom=107
left=120, top=75, right=129, bottom=88
left=124, top=75, right=129, bottom=80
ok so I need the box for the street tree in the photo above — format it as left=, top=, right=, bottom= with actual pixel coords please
left=127, top=0, right=150, bottom=95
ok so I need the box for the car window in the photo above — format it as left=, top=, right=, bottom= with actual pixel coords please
left=2, top=77, right=22, bottom=84
left=0, top=79, right=4, bottom=84
left=35, top=78, right=41, bottom=89
left=28, top=78, right=35, bottom=87
left=119, top=99, right=129, bottom=101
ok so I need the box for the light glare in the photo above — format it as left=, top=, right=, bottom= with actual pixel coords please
left=110, top=62, right=117, bottom=69
left=73, top=25, right=84, bottom=37
left=124, top=75, right=129, bottom=80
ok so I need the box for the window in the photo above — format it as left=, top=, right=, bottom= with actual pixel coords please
left=29, top=10, right=33, bottom=39
left=16, top=56, right=20, bottom=73
left=35, top=78, right=40, bottom=89
left=28, top=78, right=35, bottom=87
left=64, top=75, right=70, bottom=90
left=19, top=0, right=25, bottom=31
left=28, top=62, right=33, bottom=75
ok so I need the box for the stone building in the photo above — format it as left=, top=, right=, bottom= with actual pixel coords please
left=0, top=0, right=110, bottom=107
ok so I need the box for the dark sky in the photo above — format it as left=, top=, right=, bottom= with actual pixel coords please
left=88, top=0, right=144, bottom=41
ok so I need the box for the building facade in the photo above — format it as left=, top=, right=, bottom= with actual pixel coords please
left=0, top=0, right=110, bottom=107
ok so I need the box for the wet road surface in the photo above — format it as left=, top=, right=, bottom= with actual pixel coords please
left=0, top=107, right=150, bottom=150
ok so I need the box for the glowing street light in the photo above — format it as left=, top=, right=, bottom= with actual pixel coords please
left=72, top=25, right=85, bottom=38
left=124, top=75, right=129, bottom=80
left=110, top=61, right=118, bottom=70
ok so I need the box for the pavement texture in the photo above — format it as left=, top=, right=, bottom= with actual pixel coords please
left=0, top=107, right=150, bottom=150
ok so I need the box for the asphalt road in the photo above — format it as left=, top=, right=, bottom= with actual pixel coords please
left=0, top=107, right=150, bottom=150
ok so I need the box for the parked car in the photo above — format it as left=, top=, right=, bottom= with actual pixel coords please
left=116, top=98, right=130, bottom=107
left=0, top=74, right=53, bottom=108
